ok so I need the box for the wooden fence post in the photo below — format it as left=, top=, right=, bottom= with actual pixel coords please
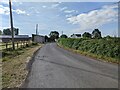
left=21, top=41, right=22, bottom=48
left=17, top=42, right=18, bottom=49
left=6, top=43, right=8, bottom=50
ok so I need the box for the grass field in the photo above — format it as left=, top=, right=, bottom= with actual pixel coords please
left=2, top=43, right=42, bottom=88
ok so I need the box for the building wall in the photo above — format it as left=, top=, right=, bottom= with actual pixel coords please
left=71, top=35, right=81, bottom=38
left=32, top=34, right=45, bottom=43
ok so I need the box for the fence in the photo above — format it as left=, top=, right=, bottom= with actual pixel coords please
left=0, top=40, right=32, bottom=51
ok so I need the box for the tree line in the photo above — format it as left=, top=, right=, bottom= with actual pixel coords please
left=0, top=27, right=19, bottom=35
left=48, top=28, right=116, bottom=42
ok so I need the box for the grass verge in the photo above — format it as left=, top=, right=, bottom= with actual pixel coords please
left=57, top=44, right=119, bottom=64
left=2, top=44, right=43, bottom=88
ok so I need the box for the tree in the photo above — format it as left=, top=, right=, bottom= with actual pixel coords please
left=0, top=30, right=2, bottom=35
left=3, top=28, right=11, bottom=35
left=60, top=34, right=68, bottom=38
left=45, top=35, right=49, bottom=42
left=104, top=35, right=112, bottom=39
left=92, top=29, right=102, bottom=39
left=14, top=28, right=19, bottom=35
left=3, top=27, right=19, bottom=35
left=82, top=32, right=91, bottom=38
left=49, top=31, right=59, bottom=42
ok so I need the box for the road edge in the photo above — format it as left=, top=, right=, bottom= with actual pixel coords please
left=57, top=43, right=119, bottom=65
left=19, top=45, right=43, bottom=88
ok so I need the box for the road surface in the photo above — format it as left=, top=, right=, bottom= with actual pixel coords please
left=23, top=43, right=118, bottom=88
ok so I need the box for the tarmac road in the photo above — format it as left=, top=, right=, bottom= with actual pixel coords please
left=23, top=43, right=118, bottom=88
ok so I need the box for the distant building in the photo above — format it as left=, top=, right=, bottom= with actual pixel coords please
left=0, top=35, right=30, bottom=43
left=71, top=34, right=81, bottom=38
left=32, top=34, right=45, bottom=43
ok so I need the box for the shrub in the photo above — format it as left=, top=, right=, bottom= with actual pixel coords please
left=58, top=38, right=120, bottom=60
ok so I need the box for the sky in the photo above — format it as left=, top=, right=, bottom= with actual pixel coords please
left=0, top=0, right=119, bottom=37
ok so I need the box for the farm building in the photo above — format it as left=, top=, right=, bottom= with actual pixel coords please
left=0, top=35, right=30, bottom=43
left=71, top=34, right=81, bottom=38
left=32, top=34, right=45, bottom=43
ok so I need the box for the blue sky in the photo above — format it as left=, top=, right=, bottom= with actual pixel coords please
left=0, top=0, right=118, bottom=37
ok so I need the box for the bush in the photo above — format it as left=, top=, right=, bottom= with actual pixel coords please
left=58, top=38, right=120, bottom=60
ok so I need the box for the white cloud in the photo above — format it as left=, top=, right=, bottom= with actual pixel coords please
left=0, top=5, right=10, bottom=15
left=13, top=9, right=26, bottom=14
left=64, top=10, right=78, bottom=13
left=1, top=0, right=17, bottom=5
left=42, top=5, right=47, bottom=8
left=27, top=14, right=30, bottom=16
left=0, top=5, right=27, bottom=15
left=67, top=4, right=118, bottom=32
left=1, top=0, right=9, bottom=5
left=66, top=14, right=72, bottom=18
left=60, top=7, right=67, bottom=11
left=51, top=3, right=59, bottom=8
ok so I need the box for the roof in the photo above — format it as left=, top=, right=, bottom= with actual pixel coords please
left=0, top=35, right=29, bottom=39
left=75, top=34, right=81, bottom=37
left=32, top=34, right=45, bottom=37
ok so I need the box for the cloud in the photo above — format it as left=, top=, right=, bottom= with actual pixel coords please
left=1, top=0, right=17, bottom=5
left=51, top=3, right=59, bottom=8
left=0, top=5, right=27, bottom=15
left=67, top=4, right=118, bottom=32
left=0, top=5, right=10, bottom=15
left=64, top=10, right=78, bottom=13
left=1, top=0, right=9, bottom=5
left=66, top=14, right=72, bottom=18
left=42, top=5, right=47, bottom=8
left=13, top=9, right=26, bottom=14
left=60, top=7, right=67, bottom=11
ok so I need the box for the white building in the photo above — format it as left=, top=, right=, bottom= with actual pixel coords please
left=71, top=34, right=81, bottom=38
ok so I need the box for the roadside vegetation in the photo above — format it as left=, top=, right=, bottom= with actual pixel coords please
left=58, top=38, right=119, bottom=64
left=2, top=43, right=42, bottom=88
left=58, top=29, right=119, bottom=64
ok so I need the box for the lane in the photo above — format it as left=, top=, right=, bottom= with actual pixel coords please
left=23, top=43, right=118, bottom=88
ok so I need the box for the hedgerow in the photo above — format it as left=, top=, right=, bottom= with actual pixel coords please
left=58, top=38, right=120, bottom=61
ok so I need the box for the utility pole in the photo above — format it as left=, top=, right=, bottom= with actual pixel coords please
left=36, top=24, right=38, bottom=35
left=9, top=0, right=15, bottom=50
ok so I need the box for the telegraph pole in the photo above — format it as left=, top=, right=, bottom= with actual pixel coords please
left=36, top=24, right=38, bottom=35
left=9, top=0, right=15, bottom=50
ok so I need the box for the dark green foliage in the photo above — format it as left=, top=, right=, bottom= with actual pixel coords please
left=14, top=28, right=19, bottom=35
left=3, top=28, right=19, bottom=35
left=92, top=29, right=102, bottom=39
left=60, top=34, right=68, bottom=38
left=32, top=42, right=38, bottom=45
left=82, top=32, right=92, bottom=38
left=45, top=35, right=49, bottom=42
left=58, top=38, right=120, bottom=60
left=3, top=29, right=11, bottom=35
left=49, top=31, right=59, bottom=42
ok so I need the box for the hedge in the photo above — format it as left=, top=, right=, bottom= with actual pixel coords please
left=58, top=38, right=120, bottom=60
